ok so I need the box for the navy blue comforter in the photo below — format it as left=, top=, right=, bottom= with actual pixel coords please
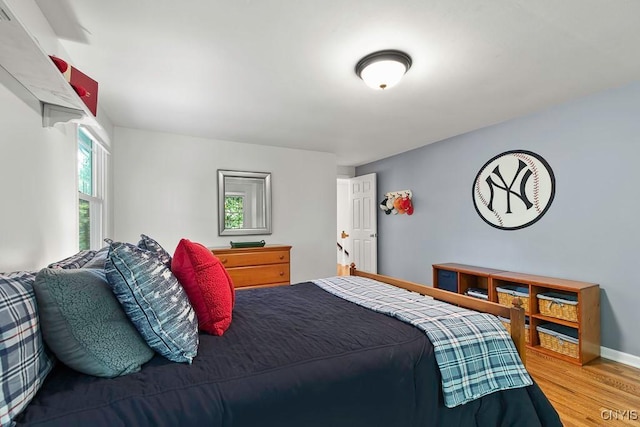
left=16, top=282, right=561, bottom=426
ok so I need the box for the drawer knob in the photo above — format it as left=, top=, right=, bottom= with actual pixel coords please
left=279, top=271, right=284, bottom=276
left=221, top=258, right=227, bottom=264
left=279, top=255, right=284, bottom=260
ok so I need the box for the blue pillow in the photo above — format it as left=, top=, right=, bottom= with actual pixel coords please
left=105, top=242, right=198, bottom=363
left=0, top=272, right=54, bottom=426
left=33, top=268, right=154, bottom=378
left=138, top=234, right=172, bottom=269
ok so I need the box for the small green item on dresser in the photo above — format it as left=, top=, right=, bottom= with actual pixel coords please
left=230, top=240, right=266, bottom=248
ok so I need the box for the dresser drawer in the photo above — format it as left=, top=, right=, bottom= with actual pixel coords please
left=209, top=245, right=292, bottom=289
left=227, top=264, right=290, bottom=288
left=216, top=250, right=289, bottom=268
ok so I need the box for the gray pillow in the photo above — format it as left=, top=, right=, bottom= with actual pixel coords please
left=33, top=268, right=154, bottom=378
left=82, top=246, right=109, bottom=269
left=47, top=250, right=96, bottom=269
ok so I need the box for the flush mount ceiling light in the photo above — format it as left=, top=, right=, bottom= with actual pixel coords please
left=355, top=50, right=412, bottom=90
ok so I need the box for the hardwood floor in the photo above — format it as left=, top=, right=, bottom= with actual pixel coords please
left=527, top=351, right=640, bottom=426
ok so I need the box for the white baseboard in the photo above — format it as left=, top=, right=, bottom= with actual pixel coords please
left=601, top=346, right=640, bottom=369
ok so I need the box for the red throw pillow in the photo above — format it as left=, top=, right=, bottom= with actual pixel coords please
left=172, top=239, right=235, bottom=335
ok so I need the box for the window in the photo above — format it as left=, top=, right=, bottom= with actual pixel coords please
left=78, top=128, right=108, bottom=250
left=224, top=195, right=245, bottom=229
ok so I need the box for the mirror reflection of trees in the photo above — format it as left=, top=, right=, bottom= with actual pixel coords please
left=225, top=196, right=244, bottom=229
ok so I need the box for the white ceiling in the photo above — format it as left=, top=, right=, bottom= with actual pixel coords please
left=37, top=0, right=640, bottom=166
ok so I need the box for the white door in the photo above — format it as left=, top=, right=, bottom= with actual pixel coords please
left=348, top=173, right=377, bottom=273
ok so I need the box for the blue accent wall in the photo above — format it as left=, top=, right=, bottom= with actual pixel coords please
left=357, top=81, right=640, bottom=357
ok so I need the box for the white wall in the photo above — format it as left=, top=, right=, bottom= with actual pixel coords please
left=0, top=68, right=78, bottom=271
left=336, top=179, right=350, bottom=265
left=337, top=166, right=355, bottom=178
left=112, top=127, right=337, bottom=283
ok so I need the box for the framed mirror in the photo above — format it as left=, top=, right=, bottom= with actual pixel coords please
left=218, top=170, right=272, bottom=236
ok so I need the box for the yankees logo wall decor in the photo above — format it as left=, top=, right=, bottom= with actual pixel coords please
left=473, top=150, right=555, bottom=230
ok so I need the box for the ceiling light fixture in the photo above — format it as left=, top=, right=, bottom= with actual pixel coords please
left=355, top=50, right=412, bottom=90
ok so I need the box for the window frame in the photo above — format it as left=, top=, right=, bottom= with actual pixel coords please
left=77, top=127, right=108, bottom=251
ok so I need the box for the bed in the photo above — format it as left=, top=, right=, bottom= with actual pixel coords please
left=15, top=267, right=561, bottom=427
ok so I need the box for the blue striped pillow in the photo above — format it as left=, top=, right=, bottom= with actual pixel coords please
left=137, top=234, right=172, bottom=269
left=105, top=242, right=198, bottom=363
left=0, top=272, right=54, bottom=426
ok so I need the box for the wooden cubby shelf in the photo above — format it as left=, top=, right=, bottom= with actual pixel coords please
left=433, top=263, right=506, bottom=298
left=433, top=264, right=600, bottom=366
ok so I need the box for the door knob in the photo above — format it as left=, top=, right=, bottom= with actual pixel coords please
left=369, top=233, right=377, bottom=238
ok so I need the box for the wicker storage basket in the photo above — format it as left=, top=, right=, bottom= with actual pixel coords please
left=496, top=286, right=530, bottom=312
left=498, top=316, right=530, bottom=344
left=537, top=292, right=578, bottom=322
left=536, top=323, right=579, bottom=359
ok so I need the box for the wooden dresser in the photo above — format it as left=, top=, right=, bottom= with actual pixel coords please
left=209, top=245, right=292, bottom=289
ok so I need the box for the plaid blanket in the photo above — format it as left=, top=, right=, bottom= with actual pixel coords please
left=312, top=276, right=532, bottom=408
left=1, top=271, right=54, bottom=427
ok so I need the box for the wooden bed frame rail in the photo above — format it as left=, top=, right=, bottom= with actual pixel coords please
left=349, top=264, right=527, bottom=364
